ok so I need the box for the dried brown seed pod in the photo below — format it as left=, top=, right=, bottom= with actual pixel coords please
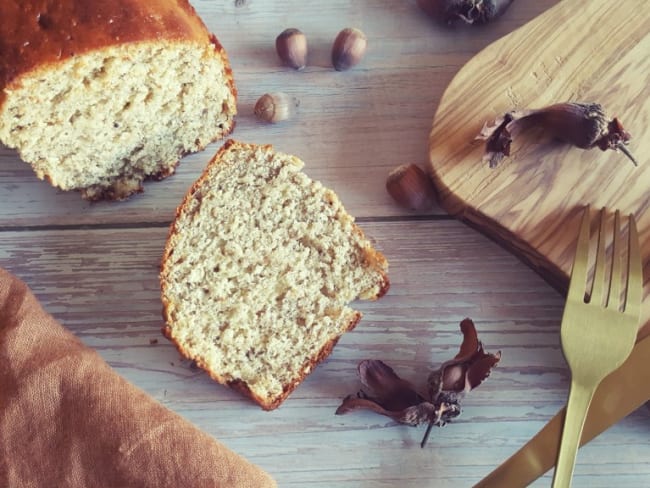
left=385, top=164, right=436, bottom=211
left=476, top=102, right=638, bottom=168
left=417, top=0, right=514, bottom=25
left=331, top=27, right=368, bottom=71
left=275, top=28, right=308, bottom=70
left=253, top=92, right=294, bottom=123
left=335, top=318, right=501, bottom=448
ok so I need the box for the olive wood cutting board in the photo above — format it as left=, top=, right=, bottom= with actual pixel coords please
left=427, top=0, right=650, bottom=338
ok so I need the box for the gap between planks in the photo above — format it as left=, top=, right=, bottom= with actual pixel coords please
left=0, top=213, right=455, bottom=233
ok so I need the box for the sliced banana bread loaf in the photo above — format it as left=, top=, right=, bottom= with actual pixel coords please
left=0, top=0, right=236, bottom=200
left=160, top=140, right=389, bottom=410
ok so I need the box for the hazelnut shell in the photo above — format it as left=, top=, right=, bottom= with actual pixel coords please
left=276, top=28, right=307, bottom=70
left=331, top=27, right=367, bottom=71
left=385, top=164, right=436, bottom=211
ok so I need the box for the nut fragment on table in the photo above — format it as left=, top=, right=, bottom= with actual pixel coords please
left=331, top=27, right=368, bottom=71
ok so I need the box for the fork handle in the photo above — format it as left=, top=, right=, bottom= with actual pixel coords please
left=551, top=381, right=596, bottom=488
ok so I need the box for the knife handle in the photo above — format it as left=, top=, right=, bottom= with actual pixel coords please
left=474, top=335, right=650, bottom=488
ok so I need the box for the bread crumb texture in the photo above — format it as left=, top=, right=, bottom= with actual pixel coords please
left=0, top=41, right=235, bottom=199
left=160, top=141, right=389, bottom=409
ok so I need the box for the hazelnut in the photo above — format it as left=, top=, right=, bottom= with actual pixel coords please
left=385, top=164, right=436, bottom=211
left=254, top=92, right=294, bottom=123
left=331, top=27, right=367, bottom=71
left=275, top=28, right=308, bottom=70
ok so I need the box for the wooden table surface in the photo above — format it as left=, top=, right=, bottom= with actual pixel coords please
left=1, top=1, right=648, bottom=486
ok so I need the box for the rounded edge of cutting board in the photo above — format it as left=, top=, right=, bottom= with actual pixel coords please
left=425, top=0, right=650, bottom=338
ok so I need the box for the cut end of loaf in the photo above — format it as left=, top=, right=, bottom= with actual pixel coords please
left=0, top=40, right=236, bottom=200
left=160, top=140, right=389, bottom=409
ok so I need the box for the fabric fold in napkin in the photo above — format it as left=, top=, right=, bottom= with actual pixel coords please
left=0, top=267, right=276, bottom=487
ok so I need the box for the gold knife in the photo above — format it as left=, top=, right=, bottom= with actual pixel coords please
left=474, top=334, right=650, bottom=488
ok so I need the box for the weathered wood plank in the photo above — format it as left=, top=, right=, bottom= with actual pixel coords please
left=1, top=220, right=648, bottom=486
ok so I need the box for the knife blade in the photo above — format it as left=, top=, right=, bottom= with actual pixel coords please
left=474, top=334, right=650, bottom=488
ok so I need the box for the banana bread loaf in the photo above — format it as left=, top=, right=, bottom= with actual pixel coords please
left=160, top=140, right=389, bottom=410
left=0, top=0, right=236, bottom=200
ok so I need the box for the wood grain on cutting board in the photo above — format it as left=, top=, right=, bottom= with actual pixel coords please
left=427, top=0, right=650, bottom=338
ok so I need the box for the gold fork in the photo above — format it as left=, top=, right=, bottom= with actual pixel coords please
left=552, top=206, right=643, bottom=488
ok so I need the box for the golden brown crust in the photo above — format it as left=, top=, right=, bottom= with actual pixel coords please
left=357, top=238, right=390, bottom=299
left=375, top=272, right=391, bottom=299
left=0, top=0, right=219, bottom=101
left=367, top=251, right=390, bottom=298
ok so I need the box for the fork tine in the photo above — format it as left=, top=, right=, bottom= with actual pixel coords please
left=567, top=207, right=591, bottom=303
left=606, top=211, right=622, bottom=310
left=625, top=214, right=643, bottom=317
left=590, top=208, right=608, bottom=306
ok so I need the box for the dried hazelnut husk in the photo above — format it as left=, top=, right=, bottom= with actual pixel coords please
left=386, top=164, right=436, bottom=211
left=275, top=28, right=308, bottom=70
left=331, top=27, right=368, bottom=71
left=336, top=318, right=501, bottom=448
left=477, top=102, right=639, bottom=168
left=417, top=0, right=514, bottom=25
left=254, top=92, right=295, bottom=123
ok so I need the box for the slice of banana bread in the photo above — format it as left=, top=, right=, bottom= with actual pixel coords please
left=160, top=140, right=389, bottom=410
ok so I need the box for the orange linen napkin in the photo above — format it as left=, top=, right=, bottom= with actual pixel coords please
left=0, top=267, right=276, bottom=488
